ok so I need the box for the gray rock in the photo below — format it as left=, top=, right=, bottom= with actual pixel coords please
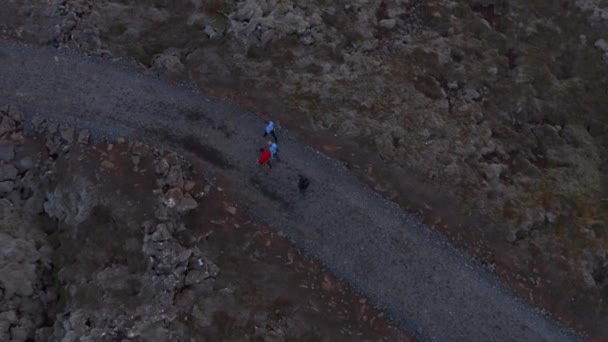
left=0, top=164, right=18, bottom=181
left=43, top=178, right=98, bottom=226
left=234, top=1, right=263, bottom=21
left=152, top=224, right=172, bottom=242
left=131, top=155, right=140, bottom=167
left=177, top=195, right=198, bottom=213
left=225, top=206, right=237, bottom=215
left=261, top=29, right=275, bottom=45
left=0, top=310, right=17, bottom=323
left=0, top=141, right=14, bottom=161
left=9, top=325, right=29, bottom=341
left=300, top=34, right=315, bottom=45
left=35, top=327, right=53, bottom=341
left=481, top=163, right=505, bottom=185
left=379, top=18, right=397, bottom=29
left=31, top=116, right=46, bottom=130
left=15, top=156, right=34, bottom=173
left=0, top=181, right=15, bottom=193
left=204, top=25, right=220, bottom=39
left=152, top=54, right=185, bottom=78
left=59, top=125, right=74, bottom=143
left=185, top=270, right=208, bottom=286
left=46, top=122, right=58, bottom=135
left=23, top=191, right=45, bottom=215
left=594, top=38, right=608, bottom=52
left=155, top=159, right=170, bottom=176
left=131, top=142, right=147, bottom=156
left=77, top=129, right=90, bottom=144
left=462, top=88, right=481, bottom=102
left=45, top=136, right=60, bottom=156
left=166, top=165, right=184, bottom=188
left=183, top=180, right=196, bottom=192
left=0, top=117, right=16, bottom=136
left=155, top=205, right=169, bottom=221
left=0, top=320, right=9, bottom=341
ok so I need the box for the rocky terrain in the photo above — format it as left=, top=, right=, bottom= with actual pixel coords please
left=1, top=0, right=607, bottom=338
left=0, top=106, right=408, bottom=341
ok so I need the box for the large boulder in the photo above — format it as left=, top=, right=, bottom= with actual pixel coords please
left=43, top=178, right=98, bottom=226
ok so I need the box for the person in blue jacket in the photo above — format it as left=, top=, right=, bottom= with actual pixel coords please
left=263, top=120, right=278, bottom=143
left=269, top=142, right=280, bottom=161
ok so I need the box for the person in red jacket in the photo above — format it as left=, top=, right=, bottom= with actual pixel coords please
left=257, top=148, right=272, bottom=170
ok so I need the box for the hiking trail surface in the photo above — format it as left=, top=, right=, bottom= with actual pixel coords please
left=0, top=42, right=580, bottom=341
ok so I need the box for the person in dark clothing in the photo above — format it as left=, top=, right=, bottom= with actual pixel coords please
left=258, top=148, right=272, bottom=170
left=263, top=120, right=278, bottom=143
left=298, top=174, right=310, bottom=194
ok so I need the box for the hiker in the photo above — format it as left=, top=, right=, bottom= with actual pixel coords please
left=298, top=174, right=310, bottom=194
left=257, top=148, right=272, bottom=170
left=269, top=142, right=279, bottom=161
left=263, top=120, right=278, bottom=143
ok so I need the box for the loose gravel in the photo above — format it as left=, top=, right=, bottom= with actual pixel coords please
left=0, top=42, right=580, bottom=341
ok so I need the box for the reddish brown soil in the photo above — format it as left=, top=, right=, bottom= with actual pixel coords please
left=52, top=134, right=412, bottom=340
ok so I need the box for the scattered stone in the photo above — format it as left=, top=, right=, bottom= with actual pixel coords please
left=183, top=180, right=196, bottom=192
left=594, top=38, right=608, bottom=52
left=177, top=195, right=198, bottom=213
left=300, top=34, right=315, bottom=45
left=0, top=181, right=15, bottom=193
left=9, top=326, right=29, bottom=341
left=59, top=125, right=74, bottom=143
left=131, top=142, right=147, bottom=156
left=155, top=205, right=169, bottom=221
left=23, top=191, right=45, bottom=215
left=45, top=137, right=60, bottom=156
left=462, top=88, right=481, bottom=101
left=166, top=165, right=184, bottom=188
left=47, top=122, right=58, bottom=135
left=261, top=29, right=275, bottom=45
left=166, top=187, right=184, bottom=201
left=379, top=19, right=397, bottom=29
left=77, top=129, right=90, bottom=144
left=165, top=152, right=180, bottom=165
left=101, top=160, right=115, bottom=169
left=0, top=164, right=18, bottom=181
left=31, top=116, right=46, bottom=130
left=116, top=137, right=126, bottom=143
left=225, top=206, right=237, bottom=215
left=204, top=25, right=220, bottom=39
left=0, top=141, right=15, bottom=161
left=162, top=197, right=177, bottom=208
left=0, top=116, right=16, bottom=136
left=155, top=159, right=170, bottom=176
left=152, top=224, right=172, bottom=242
left=152, top=54, right=185, bottom=78
left=131, top=155, right=140, bottom=167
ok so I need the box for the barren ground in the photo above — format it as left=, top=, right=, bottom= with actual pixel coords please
left=0, top=107, right=409, bottom=341
left=1, top=0, right=607, bottom=339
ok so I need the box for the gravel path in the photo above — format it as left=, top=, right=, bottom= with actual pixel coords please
left=0, top=42, right=580, bottom=341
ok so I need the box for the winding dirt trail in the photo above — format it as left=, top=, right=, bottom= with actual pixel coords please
left=0, top=42, right=580, bottom=341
